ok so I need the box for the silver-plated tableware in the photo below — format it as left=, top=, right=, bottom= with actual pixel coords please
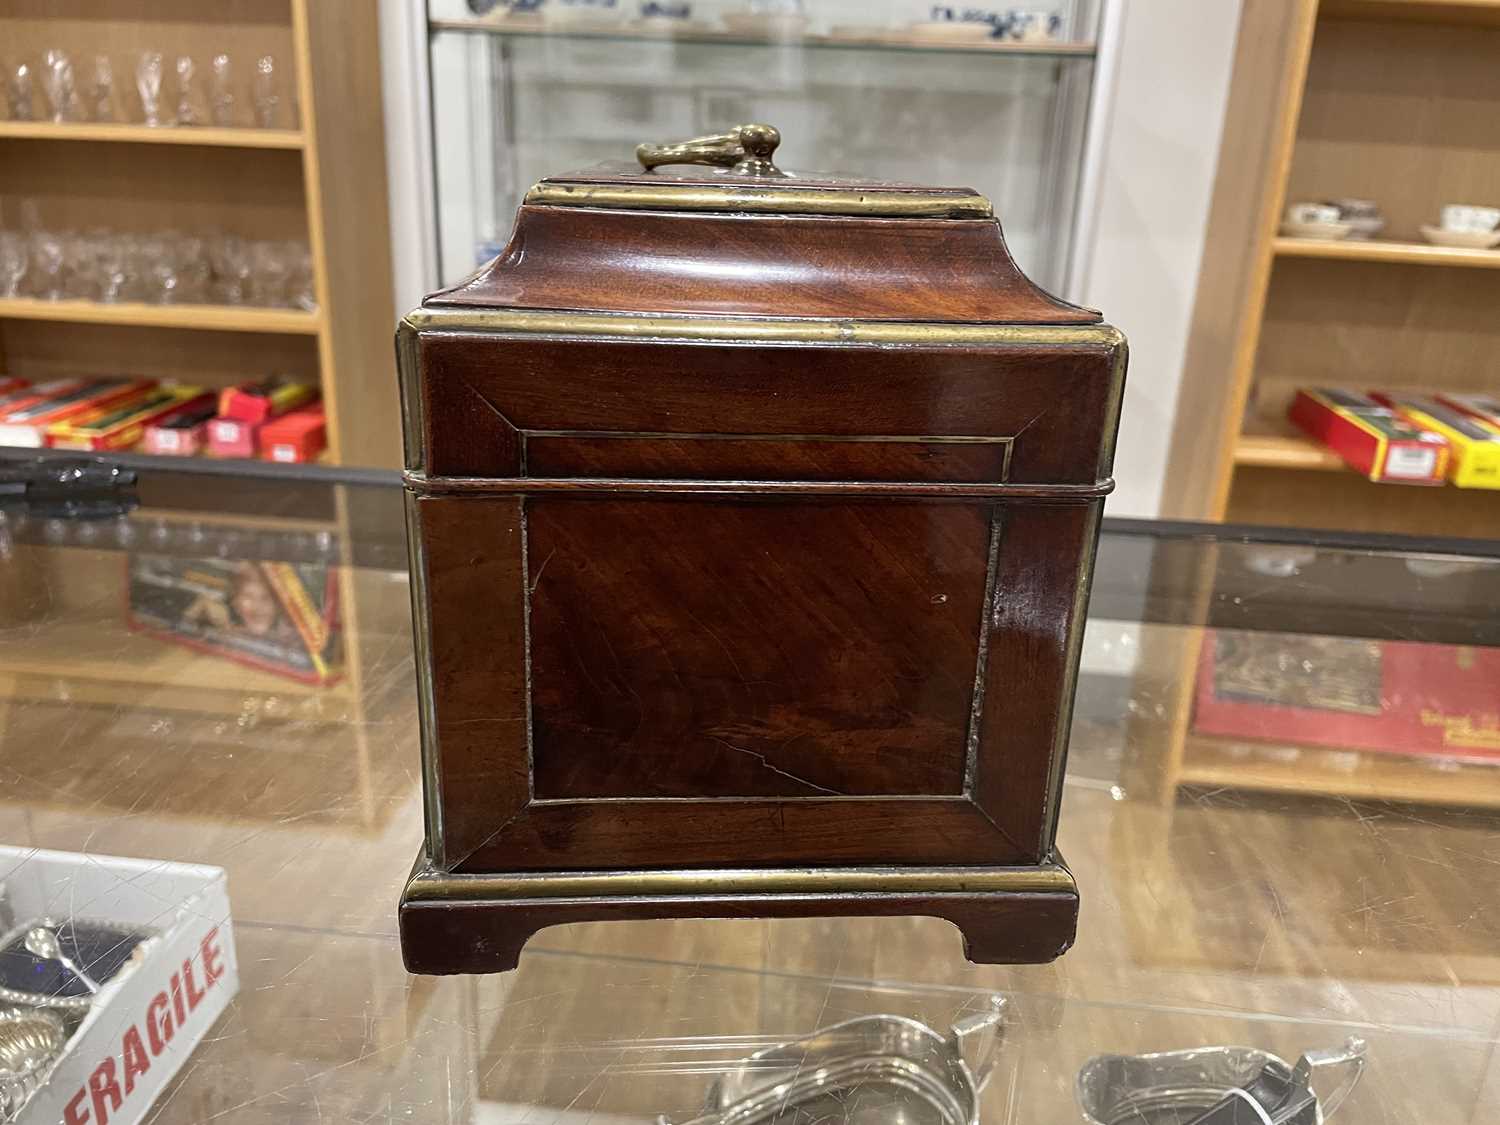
left=0, top=1006, right=67, bottom=1119
left=670, top=1000, right=1005, bottom=1125
left=1077, top=1039, right=1366, bottom=1125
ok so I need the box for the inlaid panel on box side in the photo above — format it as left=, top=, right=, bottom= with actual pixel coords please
left=526, top=498, right=992, bottom=799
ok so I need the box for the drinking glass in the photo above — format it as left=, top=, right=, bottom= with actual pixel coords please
left=6, top=60, right=34, bottom=122
left=290, top=242, right=316, bottom=310
left=91, top=55, right=116, bottom=123
left=250, top=239, right=292, bottom=306
left=30, top=229, right=67, bottom=300
left=210, top=234, right=251, bottom=304
left=62, top=231, right=100, bottom=299
left=140, top=232, right=179, bottom=303
left=94, top=231, right=128, bottom=302
left=42, top=49, right=84, bottom=123
left=137, top=51, right=165, bottom=126
left=210, top=54, right=234, bottom=127
left=175, top=55, right=202, bottom=126
left=0, top=232, right=27, bottom=298
left=176, top=234, right=211, bottom=302
left=252, top=55, right=279, bottom=128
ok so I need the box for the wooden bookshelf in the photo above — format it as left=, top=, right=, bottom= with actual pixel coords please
left=0, top=296, right=321, bottom=335
left=0, top=4, right=403, bottom=744
left=0, top=0, right=398, bottom=468
left=1274, top=236, right=1500, bottom=269
left=1152, top=0, right=1500, bottom=810
left=0, top=120, right=304, bottom=149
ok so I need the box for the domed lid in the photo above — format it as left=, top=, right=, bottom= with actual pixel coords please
left=425, top=124, right=1099, bottom=325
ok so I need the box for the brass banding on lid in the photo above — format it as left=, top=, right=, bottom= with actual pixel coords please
left=524, top=181, right=995, bottom=219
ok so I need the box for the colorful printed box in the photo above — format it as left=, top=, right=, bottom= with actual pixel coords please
left=1372, top=391, right=1500, bottom=490
left=1287, top=388, right=1449, bottom=484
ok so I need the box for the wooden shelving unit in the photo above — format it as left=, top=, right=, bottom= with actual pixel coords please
left=0, top=120, right=305, bottom=149
left=1145, top=0, right=1500, bottom=810
left=0, top=0, right=398, bottom=468
left=0, top=4, right=404, bottom=750
left=0, top=296, right=321, bottom=335
left=1274, top=235, right=1500, bottom=269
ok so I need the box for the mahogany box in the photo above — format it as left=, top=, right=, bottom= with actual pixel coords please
left=395, top=125, right=1127, bottom=973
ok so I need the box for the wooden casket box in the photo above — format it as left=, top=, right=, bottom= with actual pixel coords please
left=396, top=125, right=1127, bottom=973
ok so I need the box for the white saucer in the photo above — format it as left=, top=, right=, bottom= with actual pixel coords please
left=1419, top=225, right=1500, bottom=249
left=1279, top=220, right=1354, bottom=241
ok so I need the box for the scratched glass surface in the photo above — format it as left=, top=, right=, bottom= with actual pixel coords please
left=0, top=467, right=1497, bottom=1124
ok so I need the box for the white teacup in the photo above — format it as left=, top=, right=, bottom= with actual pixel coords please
left=1440, top=203, right=1500, bottom=232
left=1285, top=201, right=1340, bottom=225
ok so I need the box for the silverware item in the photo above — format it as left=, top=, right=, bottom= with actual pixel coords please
left=0, top=1006, right=66, bottom=1119
left=1077, top=1038, right=1366, bottom=1125
left=23, top=927, right=100, bottom=994
left=669, top=999, right=1004, bottom=1125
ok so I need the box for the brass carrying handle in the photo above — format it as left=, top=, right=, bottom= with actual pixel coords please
left=636, top=123, right=786, bottom=177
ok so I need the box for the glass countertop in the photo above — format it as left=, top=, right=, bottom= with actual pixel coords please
left=1, top=458, right=1496, bottom=1123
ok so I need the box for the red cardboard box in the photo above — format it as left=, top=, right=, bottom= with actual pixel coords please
left=1194, top=630, right=1500, bottom=763
left=1287, top=388, right=1449, bottom=484
left=206, top=416, right=257, bottom=459
left=257, top=403, right=325, bottom=464
left=142, top=398, right=218, bottom=457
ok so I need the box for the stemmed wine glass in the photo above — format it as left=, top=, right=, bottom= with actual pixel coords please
left=137, top=51, right=165, bottom=126
left=0, top=232, right=27, bottom=298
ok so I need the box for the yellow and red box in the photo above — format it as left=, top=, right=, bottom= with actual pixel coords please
left=46, top=386, right=211, bottom=452
left=1287, top=388, right=1449, bottom=484
left=0, top=379, right=153, bottom=448
left=218, top=379, right=317, bottom=425
left=1372, top=391, right=1500, bottom=490
left=257, top=403, right=325, bottom=464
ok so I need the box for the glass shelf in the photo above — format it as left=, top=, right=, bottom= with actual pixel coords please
left=430, top=14, right=1099, bottom=57
left=426, top=0, right=1105, bottom=296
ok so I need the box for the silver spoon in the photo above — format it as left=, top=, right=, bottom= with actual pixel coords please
left=24, top=926, right=100, bottom=994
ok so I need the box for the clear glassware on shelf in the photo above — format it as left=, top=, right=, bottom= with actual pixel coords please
left=29, top=229, right=67, bottom=300
left=6, top=60, right=35, bottom=122
left=93, top=230, right=128, bottom=302
left=61, top=231, right=100, bottom=299
left=136, top=51, right=166, bottom=127
left=209, top=233, right=251, bottom=304
left=290, top=243, right=316, bottom=310
left=250, top=238, right=292, bottom=306
left=175, top=234, right=211, bottom=301
left=140, top=232, right=180, bottom=303
left=175, top=55, right=202, bottom=126
left=91, top=54, right=116, bottom=123
left=42, top=49, right=84, bottom=123
left=0, top=232, right=27, bottom=298
left=252, top=55, right=279, bottom=128
left=210, top=54, right=234, bottom=127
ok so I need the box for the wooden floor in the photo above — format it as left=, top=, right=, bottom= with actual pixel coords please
left=1, top=580, right=1497, bottom=1122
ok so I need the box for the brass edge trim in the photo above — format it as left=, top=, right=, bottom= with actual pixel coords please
left=405, top=863, right=1077, bottom=902
left=1095, top=334, right=1130, bottom=480
left=401, top=474, right=1114, bottom=500
left=395, top=317, right=424, bottom=473
left=403, top=492, right=445, bottom=857
left=1038, top=502, right=1104, bottom=853
left=524, top=181, right=994, bottom=219
left=405, top=307, right=1123, bottom=349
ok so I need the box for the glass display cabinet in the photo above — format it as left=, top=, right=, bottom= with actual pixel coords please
left=425, top=0, right=1109, bottom=296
